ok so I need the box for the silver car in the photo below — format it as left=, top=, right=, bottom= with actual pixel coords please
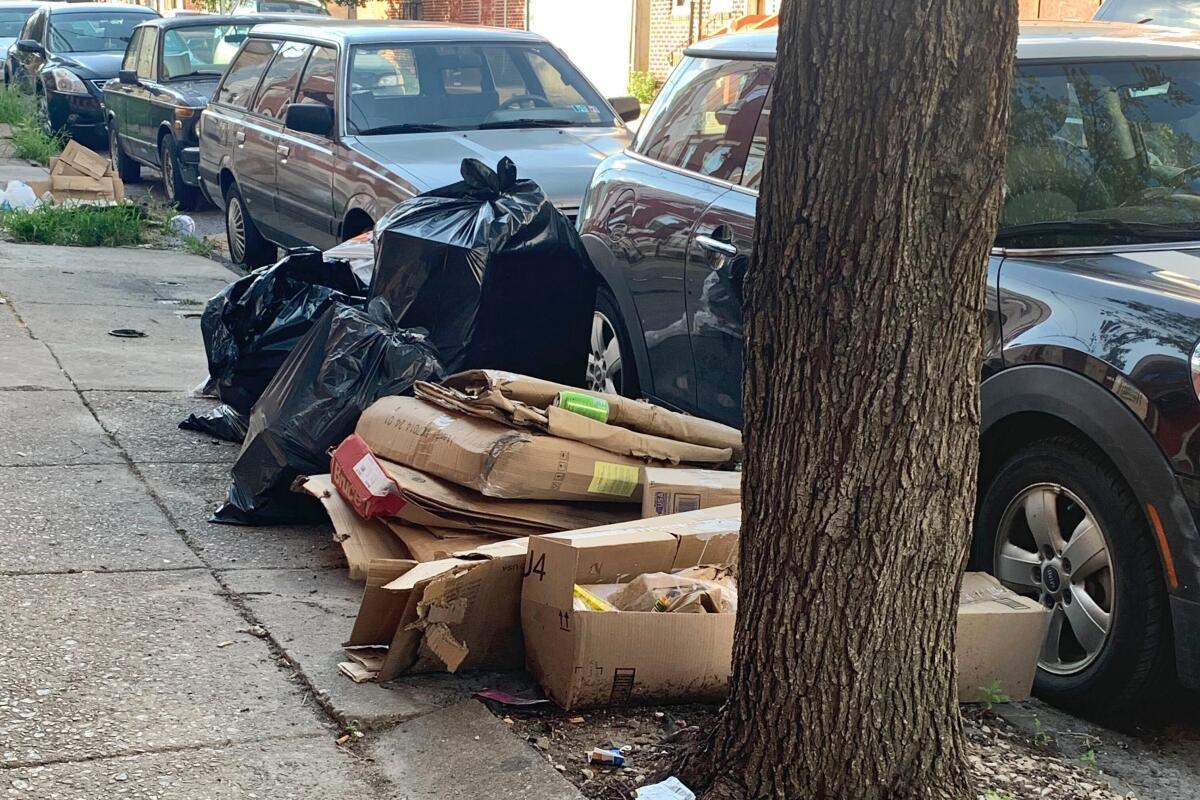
left=198, top=21, right=640, bottom=266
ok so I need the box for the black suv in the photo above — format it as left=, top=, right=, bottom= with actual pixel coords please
left=579, top=21, right=1200, bottom=709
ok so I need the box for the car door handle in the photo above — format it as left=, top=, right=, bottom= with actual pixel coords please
left=276, top=144, right=290, bottom=160
left=234, top=130, right=245, bottom=146
left=696, top=232, right=738, bottom=258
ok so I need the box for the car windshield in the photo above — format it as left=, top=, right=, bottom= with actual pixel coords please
left=259, top=0, right=329, bottom=13
left=999, top=59, right=1200, bottom=248
left=0, top=9, right=33, bottom=38
left=48, top=12, right=153, bottom=53
left=162, top=24, right=252, bottom=79
left=346, top=42, right=615, bottom=135
left=1095, top=0, right=1200, bottom=27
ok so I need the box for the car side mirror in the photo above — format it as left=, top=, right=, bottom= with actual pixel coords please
left=16, top=39, right=44, bottom=55
left=608, top=95, right=641, bottom=123
left=118, top=69, right=138, bottom=86
left=285, top=102, right=334, bottom=137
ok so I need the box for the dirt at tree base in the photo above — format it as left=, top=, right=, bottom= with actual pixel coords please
left=488, top=702, right=1132, bottom=800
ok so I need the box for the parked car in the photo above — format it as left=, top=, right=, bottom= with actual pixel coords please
left=199, top=21, right=641, bottom=267
left=3, top=2, right=159, bottom=144
left=104, top=15, right=278, bottom=209
left=1094, top=0, right=1200, bottom=27
left=579, top=21, right=1200, bottom=711
left=0, top=3, right=48, bottom=63
left=229, top=0, right=329, bottom=16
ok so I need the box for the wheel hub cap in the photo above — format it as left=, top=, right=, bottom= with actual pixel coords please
left=587, top=311, right=621, bottom=394
left=994, top=483, right=1115, bottom=675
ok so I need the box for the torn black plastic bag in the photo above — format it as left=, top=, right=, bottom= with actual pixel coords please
left=212, top=299, right=442, bottom=525
left=201, top=248, right=367, bottom=415
left=179, top=404, right=249, bottom=443
left=370, top=157, right=596, bottom=386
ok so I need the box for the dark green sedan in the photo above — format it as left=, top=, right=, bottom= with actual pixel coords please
left=103, top=15, right=275, bottom=209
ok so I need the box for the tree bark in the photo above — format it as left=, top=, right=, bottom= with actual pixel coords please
left=678, top=1, right=1017, bottom=798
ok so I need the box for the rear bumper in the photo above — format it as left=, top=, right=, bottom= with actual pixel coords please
left=179, top=145, right=201, bottom=187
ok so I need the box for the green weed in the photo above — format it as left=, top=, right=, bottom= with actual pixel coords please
left=10, top=120, right=63, bottom=166
left=0, top=86, right=35, bottom=126
left=1081, top=749, right=1098, bottom=770
left=0, top=203, right=148, bottom=247
left=978, top=679, right=1010, bottom=710
left=180, top=234, right=216, bottom=257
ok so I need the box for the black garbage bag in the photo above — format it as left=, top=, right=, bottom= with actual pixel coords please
left=212, top=299, right=442, bottom=526
left=179, top=404, right=249, bottom=443
left=370, top=157, right=596, bottom=386
left=202, top=248, right=367, bottom=415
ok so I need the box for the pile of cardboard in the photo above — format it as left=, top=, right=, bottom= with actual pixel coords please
left=297, top=371, right=745, bottom=579
left=29, top=141, right=125, bottom=204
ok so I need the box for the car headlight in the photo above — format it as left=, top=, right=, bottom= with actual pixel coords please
left=47, top=67, right=88, bottom=95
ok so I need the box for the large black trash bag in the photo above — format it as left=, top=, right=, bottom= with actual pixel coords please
left=179, top=404, right=249, bottom=443
left=201, top=247, right=367, bottom=415
left=212, top=299, right=442, bottom=525
left=370, top=157, right=596, bottom=386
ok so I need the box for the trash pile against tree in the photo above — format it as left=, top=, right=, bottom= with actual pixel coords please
left=177, top=156, right=1047, bottom=715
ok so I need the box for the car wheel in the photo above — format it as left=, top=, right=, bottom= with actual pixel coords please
left=224, top=181, right=276, bottom=267
left=588, top=287, right=640, bottom=397
left=973, top=435, right=1173, bottom=712
left=160, top=137, right=199, bottom=211
left=108, top=123, right=141, bottom=183
left=38, top=87, right=61, bottom=139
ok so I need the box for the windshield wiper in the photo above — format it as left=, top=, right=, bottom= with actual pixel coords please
left=166, top=71, right=222, bottom=80
left=477, top=118, right=578, bottom=130
left=996, top=218, right=1200, bottom=245
left=354, top=123, right=454, bottom=135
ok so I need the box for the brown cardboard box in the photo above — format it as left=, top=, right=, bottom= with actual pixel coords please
left=55, top=140, right=109, bottom=179
left=356, top=396, right=649, bottom=503
left=296, top=475, right=409, bottom=578
left=957, top=573, right=1049, bottom=703
left=641, top=467, right=742, bottom=517
left=522, top=505, right=741, bottom=709
left=375, top=538, right=531, bottom=678
left=440, top=370, right=743, bottom=458
left=415, top=380, right=733, bottom=465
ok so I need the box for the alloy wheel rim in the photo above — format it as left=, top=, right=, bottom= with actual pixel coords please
left=110, top=127, right=119, bottom=173
left=228, top=197, right=246, bottom=263
left=586, top=311, right=621, bottom=394
left=994, top=483, right=1115, bottom=675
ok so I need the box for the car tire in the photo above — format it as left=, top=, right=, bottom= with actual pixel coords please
left=589, top=285, right=641, bottom=398
left=224, top=181, right=276, bottom=267
left=37, top=85, right=62, bottom=139
left=160, top=137, right=199, bottom=211
left=973, top=435, right=1174, bottom=713
left=109, top=123, right=141, bottom=183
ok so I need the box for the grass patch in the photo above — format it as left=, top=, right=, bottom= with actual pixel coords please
left=180, top=233, right=217, bottom=257
left=0, top=86, right=34, bottom=126
left=10, top=120, right=63, bottom=166
left=0, top=203, right=149, bottom=247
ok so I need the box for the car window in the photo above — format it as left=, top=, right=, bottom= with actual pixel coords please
left=1095, top=0, right=1200, bottom=27
left=216, top=37, right=278, bottom=109
left=346, top=42, right=614, bottom=135
left=259, top=0, right=330, bottom=13
left=252, top=41, right=311, bottom=119
left=48, top=12, right=152, bottom=54
left=0, top=8, right=33, bottom=39
left=122, top=28, right=142, bottom=72
left=136, top=28, right=157, bottom=80
left=27, top=9, right=46, bottom=44
left=740, top=87, right=771, bottom=191
left=162, top=24, right=252, bottom=80
left=635, top=56, right=773, bottom=183
left=296, top=45, right=336, bottom=108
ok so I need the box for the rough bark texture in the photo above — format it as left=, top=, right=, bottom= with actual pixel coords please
left=679, top=1, right=1018, bottom=798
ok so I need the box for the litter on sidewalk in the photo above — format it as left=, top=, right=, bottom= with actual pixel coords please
left=641, top=467, right=742, bottom=517
left=28, top=141, right=125, bottom=204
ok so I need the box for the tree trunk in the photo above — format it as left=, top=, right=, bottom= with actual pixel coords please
left=679, top=1, right=1017, bottom=798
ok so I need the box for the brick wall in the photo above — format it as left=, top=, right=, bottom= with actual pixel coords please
left=647, top=0, right=757, bottom=80
left=387, top=0, right=526, bottom=26
left=1019, top=0, right=1101, bottom=19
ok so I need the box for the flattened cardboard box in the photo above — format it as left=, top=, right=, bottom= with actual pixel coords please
left=521, top=505, right=742, bottom=710
left=356, top=396, right=650, bottom=503
left=444, top=370, right=743, bottom=458
left=641, top=467, right=741, bottom=518
left=957, top=572, right=1049, bottom=703
left=296, top=475, right=409, bottom=579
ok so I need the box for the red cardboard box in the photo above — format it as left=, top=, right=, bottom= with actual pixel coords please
left=331, top=434, right=406, bottom=519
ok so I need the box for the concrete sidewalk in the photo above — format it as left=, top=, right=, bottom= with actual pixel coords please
left=0, top=242, right=581, bottom=798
